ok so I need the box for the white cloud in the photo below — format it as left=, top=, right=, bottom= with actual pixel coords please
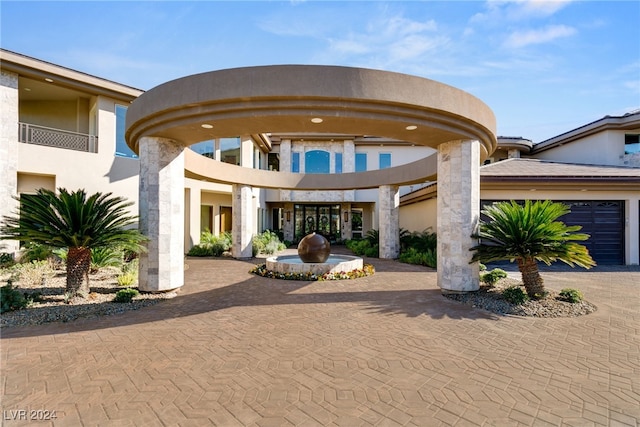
left=514, top=0, right=573, bottom=19
left=503, top=24, right=576, bottom=48
left=319, top=12, right=447, bottom=69
left=471, top=0, right=573, bottom=23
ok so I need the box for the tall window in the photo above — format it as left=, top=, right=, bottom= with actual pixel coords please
left=268, top=153, right=280, bottom=171
left=305, top=150, right=330, bottom=173
left=292, top=152, right=300, bottom=173
left=115, top=105, right=137, bottom=158
left=625, top=134, right=640, bottom=154
left=335, top=153, right=343, bottom=173
left=190, top=140, right=215, bottom=158
left=220, top=137, right=241, bottom=165
left=355, top=153, right=367, bottom=172
left=379, top=153, right=391, bottom=169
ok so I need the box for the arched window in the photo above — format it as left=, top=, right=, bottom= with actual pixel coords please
left=305, top=150, right=330, bottom=174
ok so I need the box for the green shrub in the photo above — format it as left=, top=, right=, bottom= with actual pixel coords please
left=187, top=245, right=214, bottom=257
left=90, top=246, right=124, bottom=272
left=502, top=286, right=529, bottom=305
left=347, top=239, right=379, bottom=257
left=117, top=259, right=139, bottom=286
left=19, top=242, right=53, bottom=263
left=479, top=263, right=487, bottom=271
left=252, top=230, right=286, bottom=256
left=399, top=247, right=437, bottom=268
left=1, top=284, right=27, bottom=313
left=480, top=268, right=508, bottom=286
left=0, top=252, right=15, bottom=268
left=364, top=229, right=379, bottom=245
left=559, top=288, right=583, bottom=303
left=113, top=288, right=139, bottom=303
left=400, top=228, right=437, bottom=253
left=189, top=231, right=233, bottom=257
left=116, top=271, right=137, bottom=287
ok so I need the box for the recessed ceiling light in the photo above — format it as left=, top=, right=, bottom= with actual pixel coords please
left=311, top=118, right=323, bottom=123
left=44, top=78, right=53, bottom=83
left=405, top=125, right=417, bottom=131
left=201, top=123, right=213, bottom=129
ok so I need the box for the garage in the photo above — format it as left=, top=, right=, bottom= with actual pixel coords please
left=560, top=200, right=624, bottom=265
left=481, top=200, right=625, bottom=265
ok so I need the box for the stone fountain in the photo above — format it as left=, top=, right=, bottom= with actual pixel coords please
left=266, top=232, right=363, bottom=276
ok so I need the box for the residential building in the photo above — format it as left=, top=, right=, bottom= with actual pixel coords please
left=1, top=48, right=638, bottom=269
left=400, top=113, right=640, bottom=265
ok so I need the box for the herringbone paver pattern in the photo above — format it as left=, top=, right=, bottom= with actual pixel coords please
left=1, top=251, right=639, bottom=426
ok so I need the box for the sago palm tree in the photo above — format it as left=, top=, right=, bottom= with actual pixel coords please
left=0, top=188, right=146, bottom=297
left=470, top=200, right=595, bottom=298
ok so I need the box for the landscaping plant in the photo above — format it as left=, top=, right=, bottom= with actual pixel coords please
left=480, top=268, right=507, bottom=287
left=471, top=200, right=595, bottom=298
left=0, top=188, right=146, bottom=297
left=559, top=288, right=584, bottom=303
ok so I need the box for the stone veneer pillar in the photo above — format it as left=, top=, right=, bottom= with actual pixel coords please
left=0, top=71, right=19, bottom=256
left=342, top=203, right=352, bottom=241
left=138, top=136, right=185, bottom=292
left=232, top=184, right=253, bottom=259
left=437, top=140, right=480, bottom=293
left=283, top=203, right=294, bottom=243
left=379, top=185, right=400, bottom=259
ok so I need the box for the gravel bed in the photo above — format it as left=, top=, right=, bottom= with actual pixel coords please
left=1, top=268, right=177, bottom=328
left=444, top=278, right=597, bottom=317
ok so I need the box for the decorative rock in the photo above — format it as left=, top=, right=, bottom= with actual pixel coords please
left=297, top=233, right=330, bottom=263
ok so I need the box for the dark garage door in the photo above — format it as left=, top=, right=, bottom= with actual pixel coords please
left=561, top=201, right=624, bottom=265
left=481, top=200, right=625, bottom=265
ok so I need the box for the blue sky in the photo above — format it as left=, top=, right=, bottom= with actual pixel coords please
left=1, top=1, right=638, bottom=143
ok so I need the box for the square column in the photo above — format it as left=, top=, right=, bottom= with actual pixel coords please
left=184, top=187, right=201, bottom=250
left=232, top=184, right=253, bottom=259
left=342, top=203, right=352, bottom=241
left=138, top=136, right=185, bottom=292
left=379, top=185, right=400, bottom=259
left=0, top=71, right=19, bottom=256
left=437, top=140, right=480, bottom=293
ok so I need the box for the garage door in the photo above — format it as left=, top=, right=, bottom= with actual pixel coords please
left=481, top=200, right=625, bottom=265
left=561, top=201, right=624, bottom=265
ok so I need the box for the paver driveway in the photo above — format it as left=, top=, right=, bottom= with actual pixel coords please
left=1, top=252, right=639, bottom=426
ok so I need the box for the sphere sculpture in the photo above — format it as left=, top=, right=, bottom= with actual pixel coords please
left=298, top=233, right=330, bottom=263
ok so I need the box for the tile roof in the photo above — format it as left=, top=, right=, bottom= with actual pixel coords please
left=481, top=158, right=640, bottom=178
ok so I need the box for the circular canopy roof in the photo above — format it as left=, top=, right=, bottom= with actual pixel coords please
left=126, top=65, right=496, bottom=190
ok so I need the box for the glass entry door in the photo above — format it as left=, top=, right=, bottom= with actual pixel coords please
left=294, top=204, right=341, bottom=242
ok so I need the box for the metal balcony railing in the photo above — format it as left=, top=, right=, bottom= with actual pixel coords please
left=18, top=122, right=98, bottom=153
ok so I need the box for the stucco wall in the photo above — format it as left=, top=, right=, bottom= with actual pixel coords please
left=533, top=130, right=624, bottom=166
left=399, top=199, right=437, bottom=233
left=17, top=95, right=140, bottom=216
left=20, top=98, right=90, bottom=133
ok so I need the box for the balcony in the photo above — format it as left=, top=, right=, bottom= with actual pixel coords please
left=19, top=122, right=98, bottom=153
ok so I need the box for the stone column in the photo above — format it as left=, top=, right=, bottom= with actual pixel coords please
left=232, top=184, right=253, bottom=258
left=138, top=136, right=185, bottom=292
left=379, top=185, right=400, bottom=259
left=283, top=203, right=295, bottom=242
left=0, top=71, right=19, bottom=256
left=343, top=140, right=355, bottom=173
left=342, top=203, right=352, bottom=241
left=437, top=140, right=480, bottom=293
